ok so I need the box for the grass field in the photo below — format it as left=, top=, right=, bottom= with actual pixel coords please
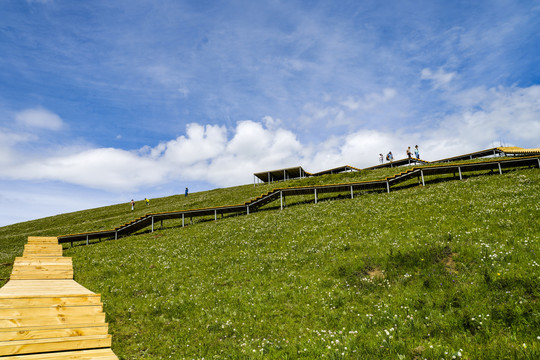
left=1, top=163, right=539, bottom=359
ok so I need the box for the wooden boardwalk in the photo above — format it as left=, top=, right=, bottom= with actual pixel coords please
left=0, top=237, right=117, bottom=359
left=58, top=154, right=540, bottom=245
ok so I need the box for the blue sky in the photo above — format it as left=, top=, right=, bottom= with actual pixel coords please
left=1, top=0, right=539, bottom=226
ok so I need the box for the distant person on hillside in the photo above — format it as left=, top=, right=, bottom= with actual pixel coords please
left=406, top=146, right=412, bottom=159
left=379, top=154, right=384, bottom=163
left=185, top=187, right=189, bottom=197
left=145, top=198, right=150, bottom=206
left=386, top=152, right=393, bottom=161
left=414, top=145, right=420, bottom=159
left=130, top=199, right=135, bottom=211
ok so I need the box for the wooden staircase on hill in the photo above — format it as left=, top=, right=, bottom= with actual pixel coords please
left=0, top=237, right=118, bottom=359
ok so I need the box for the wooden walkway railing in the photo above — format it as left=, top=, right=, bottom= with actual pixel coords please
left=57, top=155, right=540, bottom=245
left=0, top=237, right=117, bottom=359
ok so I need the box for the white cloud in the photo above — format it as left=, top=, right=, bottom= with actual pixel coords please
left=1, top=84, right=538, bottom=194
left=341, top=88, right=397, bottom=111
left=8, top=148, right=164, bottom=192
left=421, top=68, right=457, bottom=89
left=161, top=123, right=228, bottom=165
left=15, top=108, right=64, bottom=131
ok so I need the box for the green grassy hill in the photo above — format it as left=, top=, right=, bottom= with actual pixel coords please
left=1, top=164, right=539, bottom=359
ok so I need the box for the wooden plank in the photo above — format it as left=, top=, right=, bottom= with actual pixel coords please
left=0, top=334, right=111, bottom=356
left=12, top=264, right=73, bottom=271
left=0, top=304, right=103, bottom=318
left=0, top=295, right=102, bottom=308
left=0, top=313, right=106, bottom=327
left=0, top=324, right=109, bottom=341
left=0, top=237, right=117, bottom=358
left=10, top=272, right=74, bottom=280
left=22, top=251, right=64, bottom=257
left=23, top=244, right=63, bottom=253
left=22, top=249, right=63, bottom=254
left=27, top=237, right=58, bottom=244
left=0, top=348, right=118, bottom=360
left=13, top=257, right=72, bottom=265
left=0, top=280, right=96, bottom=297
left=23, top=244, right=62, bottom=250
left=11, top=266, right=73, bottom=274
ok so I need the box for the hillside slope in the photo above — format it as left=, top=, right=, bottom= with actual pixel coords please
left=71, top=170, right=539, bottom=358
left=1, top=167, right=539, bottom=359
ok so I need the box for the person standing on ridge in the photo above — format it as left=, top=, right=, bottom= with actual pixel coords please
left=185, top=187, right=189, bottom=197
left=415, top=145, right=420, bottom=159
left=406, top=146, right=412, bottom=159
left=379, top=154, right=384, bottom=163
left=130, top=199, right=135, bottom=211
left=386, top=152, right=393, bottom=161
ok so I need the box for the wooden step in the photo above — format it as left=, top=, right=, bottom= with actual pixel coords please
left=0, top=348, right=118, bottom=359
left=0, top=237, right=118, bottom=358
left=27, top=237, right=58, bottom=244
left=0, top=323, right=109, bottom=341
left=0, top=304, right=103, bottom=318
left=23, top=243, right=62, bottom=250
left=0, top=295, right=102, bottom=308
left=13, top=257, right=72, bottom=265
left=10, top=271, right=74, bottom=280
left=0, top=334, right=112, bottom=356
left=22, top=249, right=63, bottom=257
left=0, top=313, right=106, bottom=328
left=0, top=280, right=97, bottom=297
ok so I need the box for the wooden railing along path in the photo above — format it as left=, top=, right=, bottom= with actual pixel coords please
left=0, top=237, right=117, bottom=359
left=58, top=154, right=540, bottom=246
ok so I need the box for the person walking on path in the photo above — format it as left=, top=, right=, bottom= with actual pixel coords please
left=130, top=199, right=135, bottom=211
left=145, top=198, right=150, bottom=206
left=406, top=146, right=412, bottom=159
left=379, top=154, right=384, bottom=163
left=185, top=187, right=189, bottom=197
left=414, top=145, right=420, bottom=159
left=386, top=152, right=393, bottom=161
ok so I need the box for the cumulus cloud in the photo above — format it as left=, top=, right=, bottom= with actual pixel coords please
left=1, top=84, right=538, bottom=194
left=8, top=148, right=165, bottom=192
left=15, top=108, right=64, bottom=131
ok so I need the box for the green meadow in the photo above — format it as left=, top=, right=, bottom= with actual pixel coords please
left=1, top=163, right=539, bottom=359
